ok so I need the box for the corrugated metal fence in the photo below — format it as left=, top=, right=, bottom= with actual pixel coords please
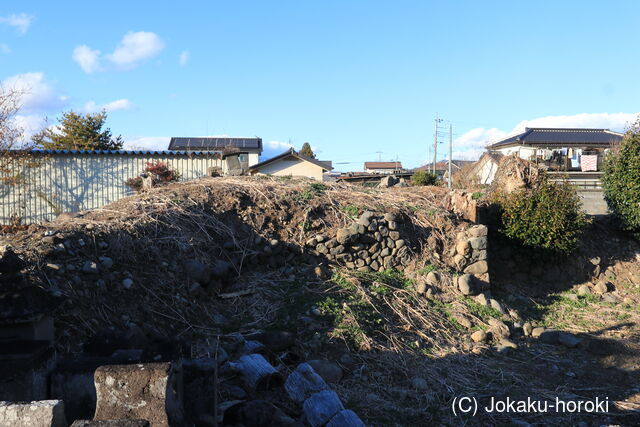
left=0, top=150, right=223, bottom=224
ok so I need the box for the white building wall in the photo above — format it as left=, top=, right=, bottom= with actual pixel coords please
left=0, top=152, right=222, bottom=224
left=495, top=146, right=536, bottom=160
left=256, top=159, right=324, bottom=181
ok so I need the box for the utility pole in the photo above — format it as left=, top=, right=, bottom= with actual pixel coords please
left=448, top=122, right=453, bottom=188
left=433, top=114, right=443, bottom=174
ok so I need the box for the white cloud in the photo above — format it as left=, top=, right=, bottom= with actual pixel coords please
left=179, top=50, right=189, bottom=66
left=106, top=31, right=164, bottom=69
left=1, top=72, right=67, bottom=113
left=0, top=43, right=11, bottom=54
left=451, top=112, right=640, bottom=161
left=73, top=31, right=165, bottom=73
left=262, top=140, right=294, bottom=158
left=123, top=136, right=170, bottom=151
left=0, top=13, right=34, bottom=35
left=511, top=112, right=637, bottom=134
left=12, top=113, right=47, bottom=140
left=72, top=45, right=101, bottom=74
left=83, top=98, right=133, bottom=113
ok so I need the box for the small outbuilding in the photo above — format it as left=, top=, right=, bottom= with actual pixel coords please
left=364, top=162, right=403, bottom=174
left=248, top=148, right=333, bottom=181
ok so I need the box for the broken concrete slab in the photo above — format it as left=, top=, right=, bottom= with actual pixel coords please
left=93, top=363, right=183, bottom=427
left=0, top=400, right=67, bottom=427
left=285, top=363, right=329, bottom=403
left=303, top=390, right=345, bottom=427
left=70, top=420, right=150, bottom=427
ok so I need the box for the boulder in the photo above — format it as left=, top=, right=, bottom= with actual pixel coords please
left=98, top=257, right=113, bottom=270
left=489, top=298, right=506, bottom=314
left=488, top=319, right=510, bottom=339
left=470, top=330, right=487, bottom=343
left=500, top=338, right=518, bottom=349
left=82, top=261, right=99, bottom=274
left=457, top=274, right=477, bottom=296
left=463, top=261, right=488, bottom=275
left=425, top=271, right=441, bottom=286
left=336, top=228, right=358, bottom=245
left=531, top=327, right=545, bottom=338
left=307, top=360, right=343, bottom=383
left=467, top=225, right=488, bottom=237
left=557, top=332, right=581, bottom=348
left=379, top=175, right=399, bottom=188
left=577, top=284, right=592, bottom=296
left=456, top=240, right=471, bottom=256
left=0, top=400, right=67, bottom=427
left=468, top=237, right=487, bottom=250
left=474, top=292, right=490, bottom=306
left=594, top=281, right=610, bottom=294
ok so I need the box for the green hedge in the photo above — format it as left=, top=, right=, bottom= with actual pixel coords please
left=497, top=179, right=589, bottom=254
left=602, top=121, right=640, bottom=236
left=412, top=170, right=438, bottom=186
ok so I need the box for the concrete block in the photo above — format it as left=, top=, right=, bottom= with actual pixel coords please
left=0, top=400, right=67, bottom=427
left=70, top=420, right=149, bottom=427
left=93, top=363, right=183, bottom=427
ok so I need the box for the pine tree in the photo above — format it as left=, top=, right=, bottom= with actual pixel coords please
left=33, top=110, right=124, bottom=150
left=299, top=142, right=315, bottom=158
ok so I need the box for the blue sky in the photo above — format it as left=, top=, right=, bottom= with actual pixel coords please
left=2, top=1, right=640, bottom=171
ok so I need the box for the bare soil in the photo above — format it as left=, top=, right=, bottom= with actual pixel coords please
left=3, top=176, right=640, bottom=426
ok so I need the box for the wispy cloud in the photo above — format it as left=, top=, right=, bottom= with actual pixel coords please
left=72, top=31, right=165, bottom=73
left=72, top=45, right=101, bottom=74
left=107, top=31, right=164, bottom=70
left=178, top=50, right=189, bottom=66
left=451, top=112, right=640, bottom=161
left=0, top=43, right=10, bottom=54
left=2, top=72, right=67, bottom=113
left=83, top=98, right=134, bottom=113
left=0, top=13, right=34, bottom=35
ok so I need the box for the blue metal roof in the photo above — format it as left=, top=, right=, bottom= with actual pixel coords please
left=29, top=149, right=219, bottom=156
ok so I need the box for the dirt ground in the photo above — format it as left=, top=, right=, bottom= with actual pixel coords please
left=3, top=176, right=640, bottom=426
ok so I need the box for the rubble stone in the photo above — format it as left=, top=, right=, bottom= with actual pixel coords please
left=0, top=400, right=67, bottom=427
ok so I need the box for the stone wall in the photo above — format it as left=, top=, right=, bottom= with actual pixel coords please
left=305, top=211, right=410, bottom=272
left=447, top=224, right=489, bottom=282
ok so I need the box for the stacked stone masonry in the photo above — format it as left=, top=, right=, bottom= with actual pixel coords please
left=306, top=211, right=410, bottom=272
left=449, top=224, right=489, bottom=283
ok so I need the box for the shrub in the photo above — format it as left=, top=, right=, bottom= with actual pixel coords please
left=412, top=170, right=438, bottom=186
left=602, top=119, right=640, bottom=236
left=126, top=161, right=181, bottom=191
left=496, top=178, right=589, bottom=254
